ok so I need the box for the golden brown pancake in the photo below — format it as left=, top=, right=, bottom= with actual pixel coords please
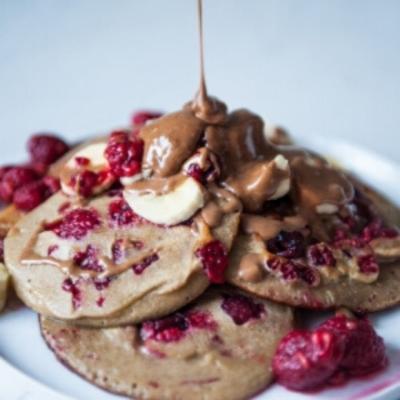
left=41, top=287, right=293, bottom=400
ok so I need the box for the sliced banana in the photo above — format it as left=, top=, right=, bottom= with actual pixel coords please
left=0, top=262, right=9, bottom=312
left=66, top=142, right=108, bottom=169
left=60, top=141, right=114, bottom=197
left=123, top=177, right=205, bottom=225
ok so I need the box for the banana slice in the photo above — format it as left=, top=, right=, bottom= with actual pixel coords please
left=123, top=177, right=205, bottom=225
left=0, top=262, right=9, bottom=312
left=65, top=142, right=108, bottom=169
left=60, top=141, right=114, bottom=197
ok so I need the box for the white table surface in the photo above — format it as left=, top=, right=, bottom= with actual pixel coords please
left=0, top=0, right=399, bottom=163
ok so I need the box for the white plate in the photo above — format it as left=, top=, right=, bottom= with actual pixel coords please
left=1, top=137, right=400, bottom=400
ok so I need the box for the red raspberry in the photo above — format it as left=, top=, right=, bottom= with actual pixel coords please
left=320, top=315, right=387, bottom=376
left=12, top=176, right=60, bottom=211
left=273, top=329, right=345, bottom=391
left=69, top=170, right=99, bottom=198
left=108, top=199, right=140, bottom=226
left=73, top=245, right=103, bottom=273
left=221, top=293, right=265, bottom=325
left=267, top=231, right=306, bottom=259
left=140, top=310, right=215, bottom=343
left=132, top=253, right=159, bottom=275
left=42, top=175, right=61, bottom=194
left=28, top=134, right=69, bottom=165
left=62, top=278, right=82, bottom=309
left=307, top=243, right=336, bottom=267
left=45, top=208, right=101, bottom=240
left=104, top=131, right=144, bottom=178
left=0, top=167, right=38, bottom=202
left=131, top=110, right=162, bottom=126
left=195, top=240, right=228, bottom=283
left=13, top=181, right=47, bottom=211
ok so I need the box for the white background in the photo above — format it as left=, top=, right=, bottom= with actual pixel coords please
left=1, top=0, right=399, bottom=162
left=1, top=2, right=400, bottom=399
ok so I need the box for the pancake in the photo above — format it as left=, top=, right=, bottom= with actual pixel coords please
left=5, top=191, right=239, bottom=326
left=40, top=287, right=293, bottom=400
left=227, top=182, right=400, bottom=312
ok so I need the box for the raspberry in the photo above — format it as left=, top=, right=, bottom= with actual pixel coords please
left=357, top=254, right=379, bottom=275
left=42, top=175, right=61, bottom=194
left=307, top=243, right=336, bottom=267
left=186, top=163, right=203, bottom=182
left=62, top=278, right=82, bottom=309
left=13, top=176, right=60, bottom=211
left=74, top=157, right=90, bottom=167
left=28, top=134, right=69, bottom=165
left=0, top=167, right=38, bottom=202
left=132, top=253, right=159, bottom=275
left=320, top=315, right=387, bottom=376
left=45, top=208, right=101, bottom=240
left=267, top=231, right=306, bottom=259
left=131, top=110, right=162, bottom=126
left=73, top=245, right=103, bottom=272
left=274, top=315, right=388, bottom=392
left=140, top=310, right=215, bottom=343
left=69, top=170, right=99, bottom=198
left=13, top=180, right=47, bottom=211
left=104, top=131, right=144, bottom=178
left=361, top=219, right=398, bottom=242
left=108, top=199, right=140, bottom=226
left=221, top=293, right=265, bottom=325
left=273, top=329, right=345, bottom=391
left=195, top=240, right=228, bottom=283
left=141, top=314, right=188, bottom=343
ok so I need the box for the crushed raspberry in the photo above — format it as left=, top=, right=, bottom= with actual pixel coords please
left=28, top=134, right=69, bottom=165
left=357, top=254, right=379, bottom=275
left=111, top=239, right=125, bottom=263
left=47, top=244, right=59, bottom=256
left=278, top=260, right=299, bottom=281
left=140, top=310, right=215, bottom=343
left=73, top=245, right=103, bottom=273
left=141, top=314, right=188, bottom=343
left=221, top=293, right=265, bottom=325
left=320, top=315, right=387, bottom=376
left=58, top=201, right=71, bottom=214
left=0, top=167, right=38, bottom=203
left=274, top=315, right=387, bottom=392
left=96, top=296, right=105, bottom=307
left=108, top=199, right=140, bottom=226
left=131, top=110, right=162, bottom=126
left=69, top=170, right=99, bottom=198
left=297, top=265, right=320, bottom=286
left=361, top=219, right=398, bottom=242
left=186, top=163, right=203, bottom=182
left=62, top=278, right=82, bottom=309
left=93, top=276, right=112, bottom=291
left=267, top=257, right=320, bottom=286
left=195, top=240, right=228, bottom=284
left=267, top=231, right=305, bottom=259
left=75, top=156, right=90, bottom=167
left=104, top=131, right=144, bottom=178
left=273, top=329, right=345, bottom=391
left=45, top=208, right=101, bottom=240
left=132, top=253, right=159, bottom=275
left=307, top=243, right=336, bottom=267
left=186, top=310, right=217, bottom=330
